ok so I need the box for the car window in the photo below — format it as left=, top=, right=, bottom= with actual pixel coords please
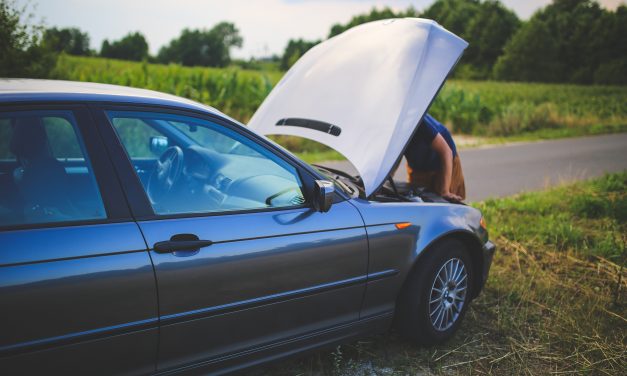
left=0, top=110, right=106, bottom=227
left=107, top=111, right=306, bottom=215
left=111, top=117, right=166, bottom=158
left=169, top=121, right=263, bottom=158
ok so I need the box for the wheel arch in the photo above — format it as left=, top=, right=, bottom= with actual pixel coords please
left=405, top=230, right=485, bottom=301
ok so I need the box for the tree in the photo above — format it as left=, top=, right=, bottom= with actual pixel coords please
left=101, top=32, right=149, bottom=61
left=0, top=0, right=55, bottom=77
left=593, top=5, right=627, bottom=85
left=42, top=27, right=91, bottom=56
left=280, top=39, right=319, bottom=70
left=463, top=1, right=520, bottom=76
left=493, top=19, right=562, bottom=82
left=421, top=0, right=520, bottom=78
left=494, top=0, right=626, bottom=84
left=420, top=0, right=481, bottom=37
left=321, top=2, right=519, bottom=79
left=157, top=22, right=242, bottom=67
left=328, top=7, right=417, bottom=38
left=278, top=6, right=417, bottom=71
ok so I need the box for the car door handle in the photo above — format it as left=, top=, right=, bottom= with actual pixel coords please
left=153, top=234, right=213, bottom=253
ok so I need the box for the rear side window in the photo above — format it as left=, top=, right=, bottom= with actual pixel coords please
left=0, top=110, right=106, bottom=227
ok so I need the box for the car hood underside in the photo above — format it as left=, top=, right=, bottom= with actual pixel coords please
left=248, top=18, right=468, bottom=197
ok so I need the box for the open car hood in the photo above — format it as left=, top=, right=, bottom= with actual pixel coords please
left=248, top=18, right=467, bottom=196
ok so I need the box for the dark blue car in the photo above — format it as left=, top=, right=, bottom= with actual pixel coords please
left=0, top=77, right=494, bottom=375
left=0, top=18, right=497, bottom=375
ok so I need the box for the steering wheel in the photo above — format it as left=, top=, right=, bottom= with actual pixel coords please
left=147, top=146, right=184, bottom=204
left=265, top=186, right=303, bottom=206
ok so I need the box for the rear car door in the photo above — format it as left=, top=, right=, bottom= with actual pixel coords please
left=93, top=106, right=368, bottom=372
left=0, top=105, right=158, bottom=375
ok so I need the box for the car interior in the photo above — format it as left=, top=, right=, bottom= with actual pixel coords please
left=0, top=112, right=106, bottom=227
left=107, top=112, right=306, bottom=216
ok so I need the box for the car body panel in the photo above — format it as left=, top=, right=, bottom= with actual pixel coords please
left=2, top=329, right=158, bottom=376
left=0, top=79, right=226, bottom=119
left=156, top=312, right=392, bottom=376
left=0, top=223, right=158, bottom=375
left=0, top=222, right=147, bottom=265
left=352, top=199, right=490, bottom=310
left=137, top=201, right=370, bottom=371
left=248, top=18, right=468, bottom=196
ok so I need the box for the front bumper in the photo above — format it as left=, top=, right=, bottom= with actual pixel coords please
left=477, top=240, right=496, bottom=296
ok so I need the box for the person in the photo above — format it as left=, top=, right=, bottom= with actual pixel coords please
left=404, top=113, right=466, bottom=201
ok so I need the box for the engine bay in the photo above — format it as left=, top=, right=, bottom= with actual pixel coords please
left=313, top=165, right=454, bottom=204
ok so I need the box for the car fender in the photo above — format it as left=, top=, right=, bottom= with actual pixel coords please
left=348, top=199, right=486, bottom=317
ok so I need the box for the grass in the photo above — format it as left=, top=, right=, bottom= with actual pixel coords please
left=249, top=173, right=626, bottom=375
left=50, top=54, right=282, bottom=122
left=48, top=55, right=627, bottom=163
left=294, top=149, right=345, bottom=164
left=430, top=81, right=627, bottom=137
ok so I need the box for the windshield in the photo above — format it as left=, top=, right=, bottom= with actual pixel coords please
left=169, top=121, right=263, bottom=158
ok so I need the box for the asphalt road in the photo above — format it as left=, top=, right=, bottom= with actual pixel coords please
left=321, top=133, right=627, bottom=202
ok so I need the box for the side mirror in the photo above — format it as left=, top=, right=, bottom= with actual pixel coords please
left=313, top=180, right=334, bottom=213
left=150, top=136, right=169, bottom=155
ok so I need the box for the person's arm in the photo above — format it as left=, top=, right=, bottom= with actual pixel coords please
left=431, top=134, right=462, bottom=201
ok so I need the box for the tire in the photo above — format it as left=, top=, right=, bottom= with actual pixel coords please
left=395, top=238, right=474, bottom=345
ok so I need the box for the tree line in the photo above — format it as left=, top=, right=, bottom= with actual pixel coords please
left=1, top=0, right=625, bottom=85
left=283, top=0, right=626, bottom=85
left=41, top=22, right=242, bottom=67
left=1, top=0, right=243, bottom=76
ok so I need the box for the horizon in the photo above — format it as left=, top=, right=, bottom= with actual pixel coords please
left=19, top=0, right=626, bottom=59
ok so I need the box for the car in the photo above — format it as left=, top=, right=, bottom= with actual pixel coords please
left=0, top=18, right=495, bottom=375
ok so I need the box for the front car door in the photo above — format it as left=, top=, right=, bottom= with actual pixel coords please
left=0, top=105, right=158, bottom=375
left=93, top=107, right=369, bottom=372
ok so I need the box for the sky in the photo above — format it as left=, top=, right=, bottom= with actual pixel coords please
left=19, top=0, right=626, bottom=59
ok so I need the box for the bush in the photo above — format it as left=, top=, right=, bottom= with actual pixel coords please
left=594, top=173, right=626, bottom=193
left=429, top=86, right=492, bottom=134
left=527, top=102, right=562, bottom=131
left=571, top=195, right=609, bottom=218
left=485, top=101, right=532, bottom=136
left=594, top=58, right=627, bottom=85
left=0, top=0, right=56, bottom=78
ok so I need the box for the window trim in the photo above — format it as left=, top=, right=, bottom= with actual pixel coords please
left=0, top=103, right=133, bottom=232
left=89, top=103, right=327, bottom=221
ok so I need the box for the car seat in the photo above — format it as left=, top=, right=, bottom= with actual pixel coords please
left=10, top=117, right=77, bottom=222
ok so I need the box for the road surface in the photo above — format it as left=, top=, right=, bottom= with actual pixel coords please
left=321, top=133, right=627, bottom=202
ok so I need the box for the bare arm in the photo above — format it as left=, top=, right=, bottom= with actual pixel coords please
left=431, top=134, right=461, bottom=201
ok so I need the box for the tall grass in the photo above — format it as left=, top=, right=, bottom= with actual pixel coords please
left=51, top=54, right=282, bottom=122
left=430, top=80, right=627, bottom=136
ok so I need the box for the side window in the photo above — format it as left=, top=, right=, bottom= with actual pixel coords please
left=107, top=111, right=306, bottom=215
left=0, top=110, right=106, bottom=227
left=111, top=117, right=165, bottom=158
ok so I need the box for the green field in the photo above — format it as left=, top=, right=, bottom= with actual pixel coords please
left=51, top=55, right=283, bottom=122
left=254, top=173, right=627, bottom=375
left=51, top=55, right=627, bottom=160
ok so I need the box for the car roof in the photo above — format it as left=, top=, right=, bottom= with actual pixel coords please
left=0, top=78, right=227, bottom=118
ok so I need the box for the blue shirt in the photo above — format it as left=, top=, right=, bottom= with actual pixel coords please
left=405, top=114, right=457, bottom=172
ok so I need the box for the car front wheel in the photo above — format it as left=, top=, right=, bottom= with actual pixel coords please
left=395, top=238, right=474, bottom=345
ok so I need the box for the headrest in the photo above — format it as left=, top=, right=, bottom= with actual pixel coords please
left=9, top=117, right=48, bottom=159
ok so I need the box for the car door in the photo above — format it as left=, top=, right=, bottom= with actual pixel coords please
left=92, top=106, right=369, bottom=372
left=0, top=105, right=158, bottom=375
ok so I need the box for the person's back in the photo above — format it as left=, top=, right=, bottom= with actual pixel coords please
left=404, top=114, right=466, bottom=201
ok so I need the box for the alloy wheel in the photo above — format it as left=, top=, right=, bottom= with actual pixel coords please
left=428, top=258, right=468, bottom=331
